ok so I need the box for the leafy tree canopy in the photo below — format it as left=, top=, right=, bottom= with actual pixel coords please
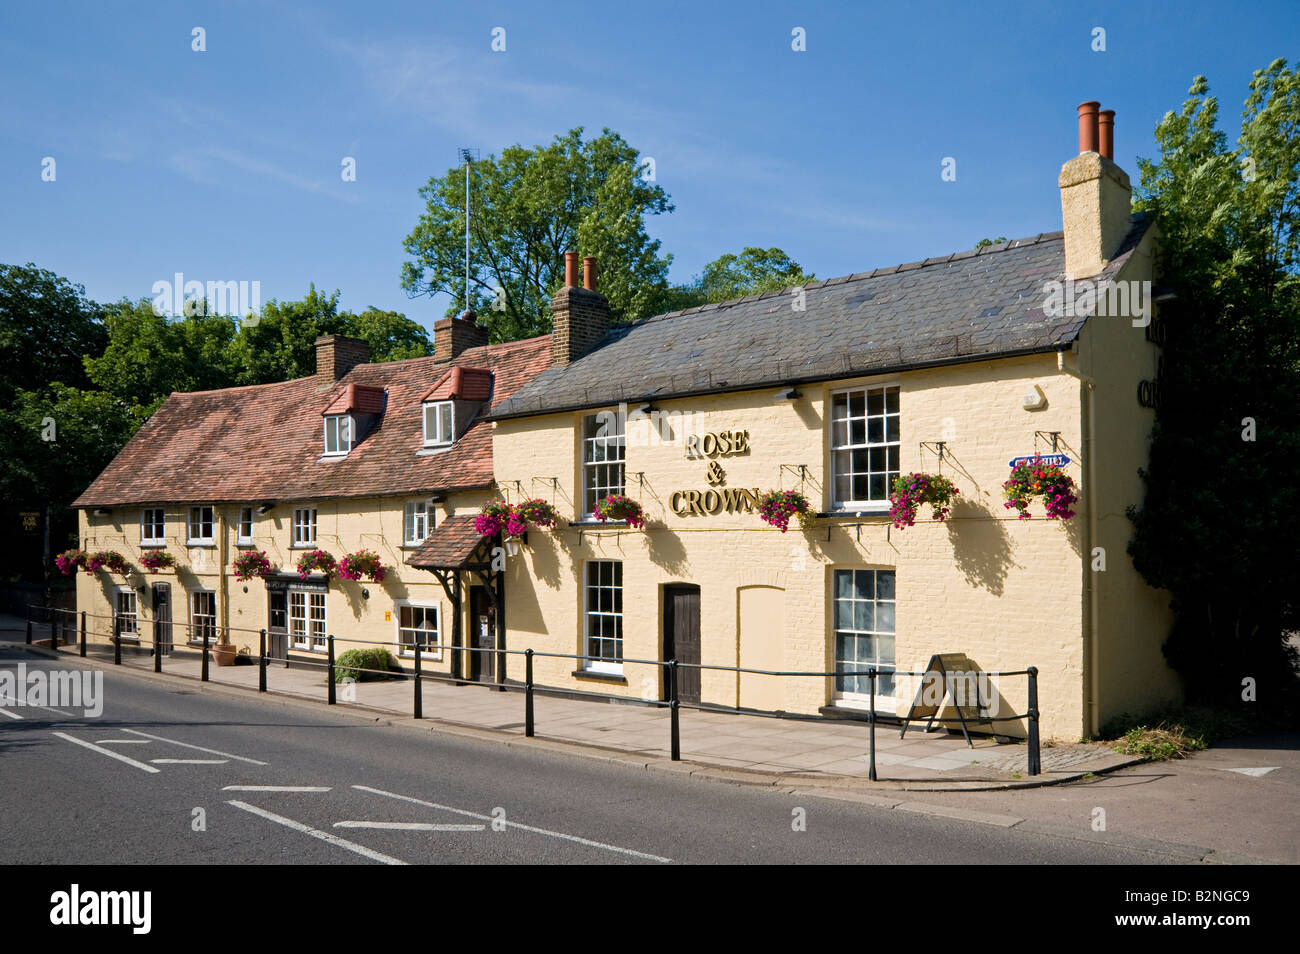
left=0, top=263, right=106, bottom=401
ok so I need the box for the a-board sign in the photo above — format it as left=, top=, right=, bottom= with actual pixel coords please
left=1008, top=453, right=1070, bottom=469
left=900, top=652, right=992, bottom=746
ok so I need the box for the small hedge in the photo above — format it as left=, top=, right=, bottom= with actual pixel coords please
left=333, top=647, right=404, bottom=683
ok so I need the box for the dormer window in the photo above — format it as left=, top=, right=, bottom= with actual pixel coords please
left=324, top=414, right=353, bottom=455
left=423, top=401, right=454, bottom=446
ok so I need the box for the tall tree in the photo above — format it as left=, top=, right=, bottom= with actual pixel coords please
left=0, top=263, right=106, bottom=401
left=401, top=127, right=674, bottom=340
left=661, top=247, right=815, bottom=310
left=1127, top=63, right=1300, bottom=706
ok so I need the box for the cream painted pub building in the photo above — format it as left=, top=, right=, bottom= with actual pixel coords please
left=486, top=105, right=1180, bottom=741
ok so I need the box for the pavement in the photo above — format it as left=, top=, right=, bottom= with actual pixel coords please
left=4, top=619, right=1139, bottom=789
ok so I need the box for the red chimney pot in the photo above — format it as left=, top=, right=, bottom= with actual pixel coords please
left=583, top=256, right=598, bottom=292
left=1077, top=101, right=1100, bottom=154
left=1098, top=109, right=1115, bottom=160
left=564, top=251, right=579, bottom=287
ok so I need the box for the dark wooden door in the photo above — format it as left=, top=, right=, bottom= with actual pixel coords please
left=469, top=587, right=495, bottom=683
left=663, top=585, right=701, bottom=704
left=267, top=591, right=288, bottom=662
left=151, top=583, right=172, bottom=655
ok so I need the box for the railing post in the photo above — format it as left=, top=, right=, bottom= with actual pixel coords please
left=668, top=659, right=680, bottom=761
left=259, top=630, right=267, bottom=692
left=525, top=649, right=534, bottom=738
left=413, top=639, right=423, bottom=719
left=201, top=629, right=210, bottom=682
left=153, top=617, right=162, bottom=672
left=1027, top=666, right=1041, bottom=777
left=50, top=611, right=58, bottom=653
left=79, top=611, right=86, bottom=658
left=25, top=607, right=32, bottom=645
left=868, top=668, right=878, bottom=782
left=113, top=617, right=122, bottom=666
left=327, top=635, right=336, bottom=705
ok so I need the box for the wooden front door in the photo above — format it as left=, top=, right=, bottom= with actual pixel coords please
left=151, top=583, right=172, bottom=655
left=267, top=591, right=288, bottom=662
left=469, top=586, right=495, bottom=683
left=663, top=585, right=701, bottom=704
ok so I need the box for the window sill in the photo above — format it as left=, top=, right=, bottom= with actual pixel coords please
left=817, top=508, right=890, bottom=519
left=235, top=541, right=255, bottom=548
left=185, top=541, right=216, bottom=548
left=572, top=668, right=627, bottom=685
left=569, top=519, right=628, bottom=528
left=289, top=545, right=320, bottom=550
left=140, top=542, right=167, bottom=549
left=399, top=650, right=443, bottom=662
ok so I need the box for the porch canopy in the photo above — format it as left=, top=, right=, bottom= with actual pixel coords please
left=408, top=514, right=504, bottom=681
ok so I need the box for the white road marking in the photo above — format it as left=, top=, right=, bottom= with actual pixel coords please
left=226, top=800, right=407, bottom=865
left=1221, top=766, right=1280, bottom=777
left=0, top=708, right=22, bottom=720
left=16, top=705, right=74, bottom=716
left=334, top=821, right=485, bottom=832
left=98, top=739, right=151, bottom=744
left=52, top=731, right=160, bottom=773
left=222, top=785, right=331, bottom=793
left=120, top=728, right=267, bottom=765
left=151, top=758, right=228, bottom=765
left=353, top=785, right=672, bottom=863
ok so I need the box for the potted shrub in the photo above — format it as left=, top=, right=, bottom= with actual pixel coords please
left=139, top=551, right=177, bottom=573
left=1003, top=454, right=1078, bottom=520
left=55, top=549, right=87, bottom=576
left=594, top=494, right=645, bottom=528
left=295, top=549, right=337, bottom=580
left=756, top=489, right=815, bottom=533
left=889, top=472, right=960, bottom=529
left=340, top=549, right=386, bottom=582
left=85, top=550, right=129, bottom=575
left=233, top=549, right=273, bottom=581
left=212, top=629, right=237, bottom=667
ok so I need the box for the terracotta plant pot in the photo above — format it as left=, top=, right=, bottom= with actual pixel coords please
left=213, top=641, right=238, bottom=667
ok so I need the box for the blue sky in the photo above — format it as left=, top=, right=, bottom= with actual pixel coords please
left=2, top=0, right=1295, bottom=333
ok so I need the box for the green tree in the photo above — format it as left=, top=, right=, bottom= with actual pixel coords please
left=0, top=263, right=106, bottom=401
left=401, top=127, right=674, bottom=339
left=974, top=236, right=1008, bottom=248
left=1127, top=63, right=1300, bottom=706
left=662, top=247, right=815, bottom=310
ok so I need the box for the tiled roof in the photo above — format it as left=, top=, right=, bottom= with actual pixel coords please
left=422, top=366, right=493, bottom=402
left=322, top=383, right=386, bottom=416
left=406, top=514, right=489, bottom=570
left=73, top=335, right=553, bottom=508
left=493, top=217, right=1153, bottom=420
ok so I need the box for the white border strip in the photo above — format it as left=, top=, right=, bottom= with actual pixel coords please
left=52, top=731, right=159, bottom=773
left=226, top=800, right=407, bottom=865
left=121, top=728, right=268, bottom=765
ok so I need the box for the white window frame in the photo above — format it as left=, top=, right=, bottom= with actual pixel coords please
left=141, top=508, right=165, bottom=546
left=323, top=414, right=353, bottom=456
left=187, top=506, right=215, bottom=545
left=422, top=401, right=454, bottom=446
left=582, top=410, right=626, bottom=518
left=237, top=507, right=254, bottom=545
left=829, top=384, right=901, bottom=511
left=189, top=589, right=218, bottom=647
left=831, top=568, right=896, bottom=710
left=583, top=560, right=623, bottom=674
left=114, top=588, right=139, bottom=642
left=291, top=507, right=317, bottom=548
left=403, top=499, right=434, bottom=546
left=289, top=590, right=327, bottom=652
left=395, top=601, right=441, bottom=661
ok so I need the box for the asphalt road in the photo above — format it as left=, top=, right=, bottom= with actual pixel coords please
left=0, top=646, right=1199, bottom=865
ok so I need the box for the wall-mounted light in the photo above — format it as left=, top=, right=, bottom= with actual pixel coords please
left=361, top=588, right=370, bottom=600
left=256, top=502, right=276, bottom=514
left=778, top=387, right=801, bottom=400
left=1022, top=385, right=1048, bottom=411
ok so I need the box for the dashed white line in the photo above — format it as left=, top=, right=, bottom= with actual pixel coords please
left=97, top=739, right=151, bottom=744
left=120, top=728, right=267, bottom=765
left=52, top=731, right=160, bottom=773
left=334, top=821, right=485, bottom=832
left=151, top=758, right=229, bottom=765
left=352, top=785, right=672, bottom=863
left=226, top=800, right=407, bottom=865
left=222, top=785, right=331, bottom=793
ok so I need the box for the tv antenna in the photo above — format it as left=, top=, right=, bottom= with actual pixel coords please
left=458, top=148, right=479, bottom=313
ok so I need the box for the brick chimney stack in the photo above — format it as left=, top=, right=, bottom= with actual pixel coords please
left=434, top=309, right=490, bottom=361
left=1060, top=101, right=1131, bottom=279
left=315, top=334, right=370, bottom=388
left=551, top=252, right=610, bottom=367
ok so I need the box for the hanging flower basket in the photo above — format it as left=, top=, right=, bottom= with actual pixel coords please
left=139, top=551, right=177, bottom=574
left=515, top=498, right=559, bottom=530
left=757, top=489, right=815, bottom=533
left=340, top=550, right=386, bottom=582
left=474, top=499, right=514, bottom=538
left=889, top=472, right=960, bottom=529
left=56, top=549, right=87, bottom=576
left=1003, top=454, right=1078, bottom=520
left=85, top=550, right=129, bottom=575
left=475, top=498, right=560, bottom=540
left=594, top=494, right=645, bottom=529
left=233, top=550, right=274, bottom=581
left=295, top=549, right=337, bottom=580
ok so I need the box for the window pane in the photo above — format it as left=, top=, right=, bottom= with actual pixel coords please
left=875, top=602, right=895, bottom=633
left=854, top=570, right=873, bottom=600
left=867, top=418, right=883, bottom=444
left=869, top=474, right=886, bottom=500
left=884, top=388, right=899, bottom=413
left=867, top=389, right=884, bottom=415
left=876, top=571, right=896, bottom=601
left=835, top=570, right=854, bottom=599
left=885, top=416, right=900, bottom=443
left=439, top=403, right=452, bottom=440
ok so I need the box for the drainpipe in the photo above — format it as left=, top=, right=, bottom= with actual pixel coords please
left=219, top=509, right=230, bottom=642
left=1057, top=349, right=1099, bottom=736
